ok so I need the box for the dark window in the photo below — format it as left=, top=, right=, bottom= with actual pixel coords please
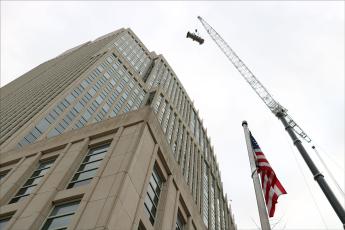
left=0, top=170, right=10, bottom=181
left=176, top=211, right=186, bottom=230
left=9, top=158, right=56, bottom=204
left=41, top=200, right=80, bottom=230
left=137, top=221, right=146, bottom=230
left=67, top=144, right=110, bottom=189
left=144, top=165, right=163, bottom=225
left=0, top=215, right=13, bottom=230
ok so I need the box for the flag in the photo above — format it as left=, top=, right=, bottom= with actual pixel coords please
left=250, top=132, right=287, bottom=217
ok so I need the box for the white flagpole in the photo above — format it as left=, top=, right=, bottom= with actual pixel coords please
left=242, top=121, right=271, bottom=230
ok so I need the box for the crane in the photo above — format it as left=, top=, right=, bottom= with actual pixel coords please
left=197, top=16, right=310, bottom=142
left=196, top=16, right=345, bottom=225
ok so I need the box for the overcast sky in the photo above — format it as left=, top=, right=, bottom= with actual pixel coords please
left=1, top=1, right=344, bottom=229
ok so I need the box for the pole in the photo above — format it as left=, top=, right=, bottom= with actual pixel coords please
left=277, top=112, right=345, bottom=227
left=242, top=121, right=271, bottom=230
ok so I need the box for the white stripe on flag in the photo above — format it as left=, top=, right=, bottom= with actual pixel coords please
left=258, top=162, right=271, bottom=168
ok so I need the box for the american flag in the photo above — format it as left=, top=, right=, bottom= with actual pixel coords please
left=250, top=132, right=287, bottom=217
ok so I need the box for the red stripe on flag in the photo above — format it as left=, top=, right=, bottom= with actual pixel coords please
left=250, top=132, right=287, bottom=218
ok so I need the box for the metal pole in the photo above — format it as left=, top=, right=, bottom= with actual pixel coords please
left=277, top=112, right=345, bottom=227
left=242, top=121, right=271, bottom=230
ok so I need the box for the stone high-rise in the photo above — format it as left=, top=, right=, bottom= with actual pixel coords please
left=0, top=28, right=236, bottom=230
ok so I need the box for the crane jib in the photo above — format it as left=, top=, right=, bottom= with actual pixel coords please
left=197, top=16, right=311, bottom=143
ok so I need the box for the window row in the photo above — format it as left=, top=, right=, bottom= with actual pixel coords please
left=1, top=199, right=81, bottom=230
left=152, top=88, right=208, bottom=159
left=152, top=101, right=230, bottom=230
left=8, top=144, right=110, bottom=205
left=153, top=94, right=210, bottom=160
left=113, top=32, right=151, bottom=77
left=17, top=52, right=147, bottom=148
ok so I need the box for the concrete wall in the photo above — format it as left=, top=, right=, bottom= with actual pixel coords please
left=0, top=107, right=233, bottom=230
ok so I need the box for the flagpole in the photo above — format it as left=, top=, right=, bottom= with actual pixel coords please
left=242, top=121, right=271, bottom=230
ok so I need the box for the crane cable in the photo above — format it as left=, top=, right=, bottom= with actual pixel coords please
left=316, top=144, right=344, bottom=171
left=283, top=132, right=329, bottom=229
left=311, top=145, right=345, bottom=198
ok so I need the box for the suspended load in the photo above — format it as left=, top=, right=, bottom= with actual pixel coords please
left=186, top=30, right=204, bottom=45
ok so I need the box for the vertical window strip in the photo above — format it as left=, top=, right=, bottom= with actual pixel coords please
left=153, top=95, right=162, bottom=114
left=167, top=114, right=176, bottom=144
left=216, top=195, right=221, bottom=230
left=41, top=200, right=80, bottom=230
left=180, top=133, right=188, bottom=173
left=221, top=198, right=226, bottom=230
left=0, top=214, right=13, bottom=230
left=184, top=138, right=191, bottom=183
left=9, top=158, right=56, bottom=204
left=162, top=107, right=171, bottom=133
left=158, top=101, right=166, bottom=123
left=144, top=165, right=163, bottom=225
left=202, top=161, right=209, bottom=226
left=188, top=144, right=195, bottom=189
left=67, top=144, right=109, bottom=189
left=0, top=170, right=10, bottom=181
left=210, top=176, right=216, bottom=230
left=177, top=127, right=186, bottom=164
left=167, top=78, right=175, bottom=98
left=171, top=120, right=181, bottom=157
left=175, top=211, right=186, bottom=230
left=192, top=149, right=198, bottom=203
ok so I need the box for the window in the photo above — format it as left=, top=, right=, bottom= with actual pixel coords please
left=36, top=118, right=52, bottom=134
left=41, top=200, right=80, bottom=230
left=176, top=211, right=186, bottom=230
left=9, top=158, right=56, bottom=204
left=202, top=161, right=209, bottom=226
left=144, top=164, right=163, bottom=225
left=0, top=170, right=10, bottom=182
left=67, top=144, right=110, bottom=189
left=137, top=221, right=146, bottom=230
left=0, top=214, right=13, bottom=230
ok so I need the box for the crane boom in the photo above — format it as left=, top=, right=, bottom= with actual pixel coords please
left=197, top=16, right=345, bottom=225
left=197, top=16, right=311, bottom=143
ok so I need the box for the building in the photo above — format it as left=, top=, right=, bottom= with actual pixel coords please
left=0, top=28, right=236, bottom=230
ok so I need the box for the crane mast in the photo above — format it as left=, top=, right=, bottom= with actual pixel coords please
left=197, top=16, right=345, bottom=225
left=197, top=16, right=311, bottom=143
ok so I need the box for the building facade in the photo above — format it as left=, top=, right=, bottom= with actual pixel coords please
left=0, top=28, right=236, bottom=230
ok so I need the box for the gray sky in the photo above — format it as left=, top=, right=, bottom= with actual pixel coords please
left=1, top=1, right=344, bottom=229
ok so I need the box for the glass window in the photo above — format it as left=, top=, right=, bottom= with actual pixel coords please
left=82, top=110, right=91, bottom=121
left=96, top=96, right=103, bottom=105
left=41, top=200, right=80, bottom=230
left=109, top=79, right=116, bottom=86
left=47, top=128, right=61, bottom=138
left=67, top=144, right=110, bottom=189
left=0, top=215, right=12, bottom=230
left=202, top=161, right=209, bottom=226
left=81, top=80, right=89, bottom=89
left=0, top=170, right=9, bottom=181
left=36, top=118, right=51, bottom=134
left=144, top=164, right=163, bottom=225
left=9, top=158, right=56, bottom=204
left=176, top=212, right=185, bottom=230
left=88, top=88, right=96, bottom=97
left=74, top=102, right=83, bottom=112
